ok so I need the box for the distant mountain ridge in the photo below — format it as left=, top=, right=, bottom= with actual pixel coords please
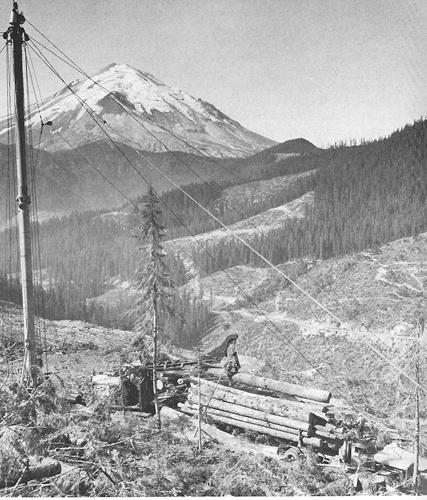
left=259, top=138, right=319, bottom=155
left=234, top=137, right=319, bottom=167
left=0, top=62, right=276, bottom=158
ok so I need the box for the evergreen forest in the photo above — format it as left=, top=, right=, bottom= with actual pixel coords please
left=0, top=118, right=426, bottom=347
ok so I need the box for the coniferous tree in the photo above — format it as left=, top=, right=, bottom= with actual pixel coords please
left=134, top=186, right=171, bottom=429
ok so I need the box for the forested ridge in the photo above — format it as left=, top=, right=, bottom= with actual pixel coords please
left=193, top=119, right=427, bottom=273
left=0, top=119, right=426, bottom=337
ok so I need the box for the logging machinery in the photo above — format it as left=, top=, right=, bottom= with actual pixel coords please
left=92, top=333, right=411, bottom=478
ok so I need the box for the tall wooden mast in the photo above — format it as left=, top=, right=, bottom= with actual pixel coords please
left=413, top=316, right=424, bottom=493
left=3, top=2, right=37, bottom=386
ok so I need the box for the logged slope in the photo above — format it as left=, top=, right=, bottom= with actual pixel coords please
left=1, top=118, right=426, bottom=334
left=185, top=232, right=426, bottom=429
left=168, top=191, right=314, bottom=262
left=190, top=232, right=426, bottom=328
left=0, top=300, right=137, bottom=388
left=0, top=63, right=275, bottom=158
left=214, top=169, right=316, bottom=216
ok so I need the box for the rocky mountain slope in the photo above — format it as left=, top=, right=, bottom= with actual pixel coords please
left=0, top=63, right=275, bottom=158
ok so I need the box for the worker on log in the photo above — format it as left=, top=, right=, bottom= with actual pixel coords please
left=223, top=337, right=241, bottom=386
left=356, top=415, right=366, bottom=439
left=297, top=429, right=304, bottom=449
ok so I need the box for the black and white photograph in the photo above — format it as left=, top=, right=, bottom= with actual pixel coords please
left=0, top=0, right=426, bottom=496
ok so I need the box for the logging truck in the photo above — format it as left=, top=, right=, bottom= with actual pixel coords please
left=92, top=334, right=411, bottom=477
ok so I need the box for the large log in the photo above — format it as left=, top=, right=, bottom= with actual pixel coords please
left=189, top=380, right=326, bottom=426
left=1, top=461, right=61, bottom=488
left=206, top=369, right=331, bottom=403
left=187, top=392, right=313, bottom=433
left=179, top=403, right=323, bottom=448
left=184, top=401, right=312, bottom=438
left=190, top=377, right=328, bottom=414
left=191, top=384, right=317, bottom=425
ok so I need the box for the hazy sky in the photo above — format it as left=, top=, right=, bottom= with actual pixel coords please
left=1, top=0, right=426, bottom=147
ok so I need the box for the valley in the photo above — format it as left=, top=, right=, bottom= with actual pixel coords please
left=1, top=117, right=426, bottom=425
left=0, top=53, right=426, bottom=496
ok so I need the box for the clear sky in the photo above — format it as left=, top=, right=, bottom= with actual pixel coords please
left=1, top=0, right=426, bottom=147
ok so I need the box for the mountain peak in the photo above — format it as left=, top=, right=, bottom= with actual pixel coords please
left=273, top=138, right=319, bottom=154
left=98, top=62, right=121, bottom=72
left=0, top=62, right=276, bottom=157
left=95, top=62, right=166, bottom=87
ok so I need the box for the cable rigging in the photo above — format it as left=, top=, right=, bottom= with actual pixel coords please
left=28, top=42, right=341, bottom=321
left=48, top=128, right=363, bottom=414
left=22, top=44, right=357, bottom=407
left=16, top=45, right=423, bottom=435
left=24, top=29, right=398, bottom=357
left=21, top=40, right=329, bottom=365
left=24, top=42, right=49, bottom=372
left=26, top=30, right=386, bottom=331
left=21, top=27, right=425, bottom=394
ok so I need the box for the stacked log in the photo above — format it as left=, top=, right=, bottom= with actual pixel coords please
left=190, top=377, right=327, bottom=425
left=179, top=402, right=323, bottom=448
left=206, top=369, right=332, bottom=403
left=179, top=377, right=339, bottom=450
left=187, top=392, right=314, bottom=433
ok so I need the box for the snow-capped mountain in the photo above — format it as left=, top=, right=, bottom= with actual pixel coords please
left=0, top=63, right=275, bottom=157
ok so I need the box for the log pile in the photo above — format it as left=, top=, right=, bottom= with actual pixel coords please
left=206, top=369, right=332, bottom=403
left=178, top=376, right=340, bottom=450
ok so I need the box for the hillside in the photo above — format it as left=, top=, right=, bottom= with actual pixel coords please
left=0, top=300, right=137, bottom=390
left=72, top=229, right=426, bottom=426
left=235, top=137, right=319, bottom=166
left=1, top=118, right=426, bottom=326
left=191, top=231, right=426, bottom=335
left=213, top=169, right=316, bottom=216
left=0, top=142, right=237, bottom=228
left=182, top=232, right=426, bottom=436
left=168, top=191, right=314, bottom=266
left=0, top=297, right=373, bottom=497
left=1, top=231, right=425, bottom=437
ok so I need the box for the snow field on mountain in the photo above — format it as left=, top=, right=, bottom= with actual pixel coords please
left=0, top=63, right=275, bottom=157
